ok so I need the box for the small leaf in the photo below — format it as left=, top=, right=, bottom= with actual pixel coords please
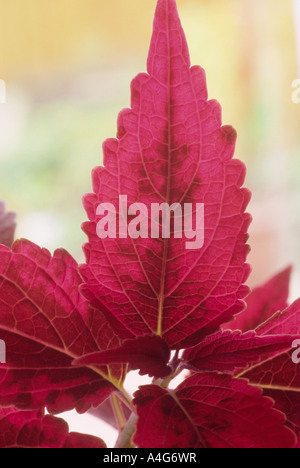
left=256, top=298, right=300, bottom=336
left=182, top=330, right=295, bottom=373
left=225, top=267, right=291, bottom=332
left=262, top=390, right=300, bottom=447
left=238, top=300, right=300, bottom=392
left=73, top=335, right=171, bottom=379
left=241, top=350, right=300, bottom=393
left=0, top=407, right=106, bottom=448
left=239, top=300, right=300, bottom=444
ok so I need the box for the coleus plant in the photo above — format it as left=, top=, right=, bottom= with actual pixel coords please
left=0, top=0, right=299, bottom=449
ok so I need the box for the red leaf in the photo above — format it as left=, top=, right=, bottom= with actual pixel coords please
left=133, top=373, right=296, bottom=448
left=80, top=0, right=251, bottom=350
left=256, top=298, right=300, bottom=336
left=262, top=390, right=300, bottom=447
left=63, top=431, right=106, bottom=448
left=0, top=407, right=106, bottom=448
left=0, top=239, right=124, bottom=414
left=0, top=201, right=16, bottom=248
left=182, top=330, right=295, bottom=373
left=225, top=267, right=291, bottom=332
left=238, top=300, right=300, bottom=444
left=242, top=352, right=300, bottom=446
left=73, top=335, right=171, bottom=379
left=238, top=300, right=300, bottom=391
left=240, top=351, right=300, bottom=404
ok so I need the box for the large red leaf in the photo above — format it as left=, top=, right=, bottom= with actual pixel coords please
left=80, top=0, right=251, bottom=350
left=182, top=330, right=295, bottom=373
left=0, top=239, right=124, bottom=414
left=0, top=201, right=16, bottom=248
left=225, top=267, right=291, bottom=332
left=133, top=373, right=296, bottom=448
left=0, top=407, right=106, bottom=448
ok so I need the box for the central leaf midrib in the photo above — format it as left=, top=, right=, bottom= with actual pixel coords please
left=156, top=0, right=172, bottom=336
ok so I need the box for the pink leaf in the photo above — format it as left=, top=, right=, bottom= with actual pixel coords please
left=225, top=267, right=291, bottom=332
left=242, top=300, right=300, bottom=391
left=240, top=351, right=300, bottom=398
left=241, top=352, right=300, bottom=445
left=0, top=201, right=16, bottom=248
left=80, top=0, right=251, bottom=350
left=238, top=300, right=300, bottom=444
left=0, top=407, right=106, bottom=448
left=0, top=239, right=124, bottom=414
left=262, top=390, right=300, bottom=447
left=73, top=335, right=171, bottom=379
left=133, top=373, right=296, bottom=448
left=256, top=298, right=300, bottom=336
left=182, top=330, right=295, bottom=373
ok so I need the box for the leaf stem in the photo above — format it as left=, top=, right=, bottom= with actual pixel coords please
left=117, top=388, right=136, bottom=413
left=114, top=412, right=138, bottom=448
left=160, top=367, right=183, bottom=388
left=111, top=394, right=127, bottom=431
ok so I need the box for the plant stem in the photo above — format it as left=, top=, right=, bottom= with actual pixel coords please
left=111, top=394, right=127, bottom=431
left=114, top=412, right=138, bottom=448
left=117, top=388, right=136, bottom=413
left=161, top=367, right=183, bottom=388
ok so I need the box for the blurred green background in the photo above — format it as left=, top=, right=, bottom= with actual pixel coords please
left=0, top=0, right=300, bottom=293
